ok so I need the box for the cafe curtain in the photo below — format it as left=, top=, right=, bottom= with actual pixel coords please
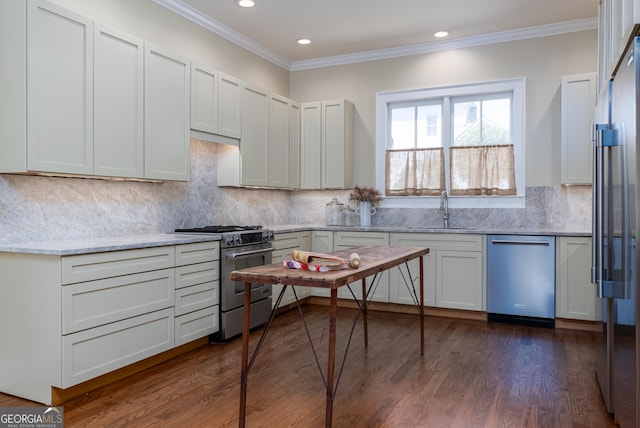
left=449, top=144, right=516, bottom=195
left=385, top=148, right=445, bottom=196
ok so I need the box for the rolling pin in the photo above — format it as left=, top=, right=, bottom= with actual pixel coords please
left=349, top=252, right=360, bottom=269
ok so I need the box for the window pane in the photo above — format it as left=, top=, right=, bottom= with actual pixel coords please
left=453, top=97, right=511, bottom=146
left=417, top=105, right=441, bottom=148
left=390, top=107, right=415, bottom=149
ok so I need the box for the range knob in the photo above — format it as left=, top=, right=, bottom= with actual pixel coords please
left=262, top=231, right=273, bottom=242
left=233, top=234, right=242, bottom=246
left=225, top=235, right=236, bottom=246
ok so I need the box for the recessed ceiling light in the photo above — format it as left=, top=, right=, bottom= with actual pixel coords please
left=237, top=0, right=255, bottom=7
left=297, top=38, right=311, bottom=45
left=434, top=31, right=449, bottom=38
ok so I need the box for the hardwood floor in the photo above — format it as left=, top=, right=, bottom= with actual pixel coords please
left=1, top=304, right=617, bottom=427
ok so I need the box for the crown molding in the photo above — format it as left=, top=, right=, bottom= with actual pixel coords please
left=152, top=0, right=597, bottom=72
left=152, top=0, right=291, bottom=70
left=290, top=18, right=597, bottom=71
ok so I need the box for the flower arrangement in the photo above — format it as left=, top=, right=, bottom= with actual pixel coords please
left=349, top=185, right=382, bottom=207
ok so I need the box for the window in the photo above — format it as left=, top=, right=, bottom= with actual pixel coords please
left=375, top=78, right=525, bottom=208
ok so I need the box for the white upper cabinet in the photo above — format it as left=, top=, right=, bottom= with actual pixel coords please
left=144, top=44, right=190, bottom=181
left=289, top=102, right=301, bottom=188
left=218, top=87, right=300, bottom=189
left=26, top=0, right=94, bottom=175
left=190, top=66, right=242, bottom=141
left=1, top=0, right=191, bottom=181
left=239, top=83, right=270, bottom=186
left=300, top=99, right=354, bottom=189
left=191, top=64, right=219, bottom=135
left=561, top=73, right=597, bottom=184
left=269, top=93, right=292, bottom=188
left=322, top=99, right=354, bottom=189
left=598, top=0, right=640, bottom=92
left=300, top=102, right=323, bottom=189
left=94, top=25, right=144, bottom=178
left=218, top=73, right=243, bottom=139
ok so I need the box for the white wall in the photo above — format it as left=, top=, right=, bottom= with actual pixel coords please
left=289, top=30, right=598, bottom=187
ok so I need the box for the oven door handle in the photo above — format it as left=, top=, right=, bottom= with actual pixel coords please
left=226, top=247, right=275, bottom=259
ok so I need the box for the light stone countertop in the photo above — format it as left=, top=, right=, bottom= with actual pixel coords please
left=266, top=224, right=591, bottom=237
left=0, top=233, right=221, bottom=256
left=0, top=224, right=590, bottom=257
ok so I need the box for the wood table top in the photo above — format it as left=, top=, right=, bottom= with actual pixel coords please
left=230, top=245, right=429, bottom=289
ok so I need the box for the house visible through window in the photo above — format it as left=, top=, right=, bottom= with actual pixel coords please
left=376, top=78, right=525, bottom=207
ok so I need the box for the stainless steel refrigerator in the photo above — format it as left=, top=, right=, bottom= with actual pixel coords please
left=592, top=36, right=639, bottom=427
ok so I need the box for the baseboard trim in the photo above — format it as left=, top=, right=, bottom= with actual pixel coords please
left=305, top=297, right=487, bottom=321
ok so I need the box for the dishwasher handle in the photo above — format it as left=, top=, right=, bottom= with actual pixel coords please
left=490, top=239, right=551, bottom=246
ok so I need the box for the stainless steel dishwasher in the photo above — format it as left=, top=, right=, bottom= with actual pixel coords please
left=487, top=235, right=556, bottom=327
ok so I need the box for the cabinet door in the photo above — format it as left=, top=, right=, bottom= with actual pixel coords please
left=27, top=0, right=93, bottom=175
left=334, top=231, right=389, bottom=302
left=388, top=233, right=436, bottom=307
left=241, top=84, right=269, bottom=186
left=190, top=64, right=218, bottom=134
left=598, top=0, right=612, bottom=93
left=94, top=25, right=144, bottom=178
left=289, top=101, right=301, bottom=188
left=271, top=232, right=313, bottom=307
left=300, top=102, right=322, bottom=189
left=436, top=250, right=484, bottom=311
left=310, top=230, right=334, bottom=298
left=322, top=99, right=354, bottom=189
left=269, top=94, right=291, bottom=188
left=144, top=44, right=190, bottom=181
left=561, top=73, right=596, bottom=184
left=556, top=237, right=601, bottom=321
left=218, top=73, right=242, bottom=139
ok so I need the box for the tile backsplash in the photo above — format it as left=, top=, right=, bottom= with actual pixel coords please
left=0, top=140, right=591, bottom=244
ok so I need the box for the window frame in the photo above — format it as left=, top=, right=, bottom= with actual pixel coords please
left=375, top=78, right=526, bottom=209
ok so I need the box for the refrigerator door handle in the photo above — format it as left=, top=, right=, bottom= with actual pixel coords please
left=592, top=123, right=606, bottom=287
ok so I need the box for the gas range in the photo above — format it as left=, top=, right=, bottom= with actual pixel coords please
left=175, top=225, right=274, bottom=248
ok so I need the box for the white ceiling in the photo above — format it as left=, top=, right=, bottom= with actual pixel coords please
left=154, top=0, right=599, bottom=70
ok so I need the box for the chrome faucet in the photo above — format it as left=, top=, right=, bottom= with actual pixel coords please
left=440, top=190, right=449, bottom=228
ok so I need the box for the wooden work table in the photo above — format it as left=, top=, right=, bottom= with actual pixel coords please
left=231, top=245, right=430, bottom=428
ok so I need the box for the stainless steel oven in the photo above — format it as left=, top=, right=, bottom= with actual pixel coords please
left=175, top=226, right=274, bottom=341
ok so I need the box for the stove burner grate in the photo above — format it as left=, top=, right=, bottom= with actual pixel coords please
left=175, top=225, right=263, bottom=234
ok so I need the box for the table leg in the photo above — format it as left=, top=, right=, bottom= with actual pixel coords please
left=361, top=278, right=368, bottom=348
left=239, top=282, right=252, bottom=428
left=419, top=256, right=424, bottom=355
left=326, top=288, right=337, bottom=428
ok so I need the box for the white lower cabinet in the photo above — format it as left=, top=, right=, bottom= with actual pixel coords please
left=62, top=308, right=174, bottom=387
left=0, top=240, right=219, bottom=404
left=271, top=231, right=312, bottom=307
left=556, top=236, right=601, bottom=321
left=334, top=231, right=390, bottom=302
left=173, top=242, right=220, bottom=345
left=389, top=233, right=485, bottom=311
left=310, top=230, right=335, bottom=298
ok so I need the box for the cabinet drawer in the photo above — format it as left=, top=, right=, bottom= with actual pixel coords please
left=175, top=305, right=219, bottom=346
left=61, top=308, right=174, bottom=387
left=175, top=261, right=219, bottom=289
left=62, top=268, right=175, bottom=334
left=175, top=241, right=219, bottom=266
left=272, top=232, right=310, bottom=250
left=62, top=246, right=175, bottom=284
left=334, top=231, right=389, bottom=247
left=391, top=232, right=484, bottom=252
left=175, top=281, right=219, bottom=316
